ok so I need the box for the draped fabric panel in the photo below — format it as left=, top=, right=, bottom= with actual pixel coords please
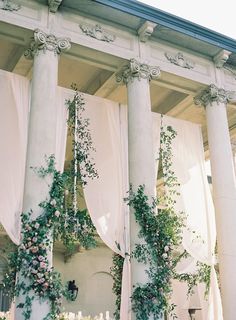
left=158, top=115, right=223, bottom=320
left=0, top=71, right=30, bottom=244
left=0, top=80, right=222, bottom=319
left=0, top=74, right=68, bottom=244
left=58, top=89, right=222, bottom=319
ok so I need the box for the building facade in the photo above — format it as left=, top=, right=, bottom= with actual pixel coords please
left=0, top=0, right=236, bottom=319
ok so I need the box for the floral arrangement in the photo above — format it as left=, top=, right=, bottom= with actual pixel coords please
left=3, top=89, right=98, bottom=319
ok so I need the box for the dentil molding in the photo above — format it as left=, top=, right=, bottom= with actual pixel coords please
left=79, top=23, right=115, bottom=43
left=194, top=84, right=233, bottom=107
left=0, top=0, right=21, bottom=11
left=24, top=29, right=71, bottom=59
left=165, top=51, right=195, bottom=69
left=116, top=58, right=160, bottom=84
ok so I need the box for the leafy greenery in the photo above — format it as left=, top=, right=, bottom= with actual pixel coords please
left=110, top=253, right=124, bottom=320
left=3, top=89, right=98, bottom=319
left=121, top=123, right=211, bottom=320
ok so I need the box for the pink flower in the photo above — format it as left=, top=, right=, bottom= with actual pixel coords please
left=32, top=237, right=38, bottom=243
left=31, top=269, right=37, bottom=274
left=54, top=210, right=60, bottom=217
left=31, top=247, right=38, bottom=253
left=43, top=282, right=49, bottom=288
left=35, top=223, right=40, bottom=229
left=38, top=256, right=44, bottom=261
left=40, top=262, right=47, bottom=269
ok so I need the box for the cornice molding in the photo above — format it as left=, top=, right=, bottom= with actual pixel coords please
left=48, top=0, right=63, bottom=13
left=24, top=29, right=71, bottom=59
left=0, top=0, right=21, bottom=11
left=80, top=23, right=115, bottom=43
left=94, top=0, right=236, bottom=53
left=138, top=21, right=157, bottom=43
left=116, top=58, right=160, bottom=85
left=165, top=51, right=195, bottom=69
left=194, top=84, right=233, bottom=107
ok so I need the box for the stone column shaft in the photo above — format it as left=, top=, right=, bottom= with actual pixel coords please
left=117, top=59, right=160, bottom=319
left=194, top=84, right=236, bottom=320
left=15, top=29, right=70, bottom=320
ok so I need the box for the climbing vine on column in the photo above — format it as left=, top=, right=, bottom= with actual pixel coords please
left=110, top=122, right=210, bottom=320
left=3, top=88, right=98, bottom=320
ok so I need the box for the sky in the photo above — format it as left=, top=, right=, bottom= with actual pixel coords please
left=138, top=0, right=236, bottom=40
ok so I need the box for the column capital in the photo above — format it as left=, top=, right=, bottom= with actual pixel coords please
left=194, top=84, right=233, bottom=107
left=116, top=58, right=160, bottom=85
left=24, top=29, right=71, bottom=59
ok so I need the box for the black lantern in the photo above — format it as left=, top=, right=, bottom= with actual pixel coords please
left=67, top=280, right=79, bottom=301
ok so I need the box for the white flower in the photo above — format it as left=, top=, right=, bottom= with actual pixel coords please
left=50, top=199, right=56, bottom=206
left=162, top=253, right=168, bottom=259
left=35, top=223, right=40, bottom=229
left=164, top=246, right=169, bottom=252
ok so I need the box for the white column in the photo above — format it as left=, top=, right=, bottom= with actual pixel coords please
left=194, top=84, right=236, bottom=320
left=15, top=29, right=70, bottom=320
left=117, top=59, right=160, bottom=319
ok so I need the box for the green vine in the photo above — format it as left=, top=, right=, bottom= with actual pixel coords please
left=176, top=262, right=211, bottom=297
left=3, top=89, right=98, bottom=319
left=121, top=123, right=211, bottom=319
left=110, top=253, right=124, bottom=320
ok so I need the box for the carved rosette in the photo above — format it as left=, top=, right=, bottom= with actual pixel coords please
left=116, top=59, right=161, bottom=85
left=194, top=84, right=233, bottom=107
left=24, top=29, right=71, bottom=59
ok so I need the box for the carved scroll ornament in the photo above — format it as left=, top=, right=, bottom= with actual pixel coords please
left=80, top=24, right=115, bottom=43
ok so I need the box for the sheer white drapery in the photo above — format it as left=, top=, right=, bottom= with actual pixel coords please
left=0, top=74, right=68, bottom=244
left=57, top=89, right=222, bottom=319
left=152, top=114, right=223, bottom=320
left=0, top=71, right=30, bottom=244
left=1, top=79, right=222, bottom=318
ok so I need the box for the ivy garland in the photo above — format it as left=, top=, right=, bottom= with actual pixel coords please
left=111, top=122, right=211, bottom=320
left=3, top=89, right=98, bottom=319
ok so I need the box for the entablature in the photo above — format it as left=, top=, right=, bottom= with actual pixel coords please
left=1, top=0, right=236, bottom=93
